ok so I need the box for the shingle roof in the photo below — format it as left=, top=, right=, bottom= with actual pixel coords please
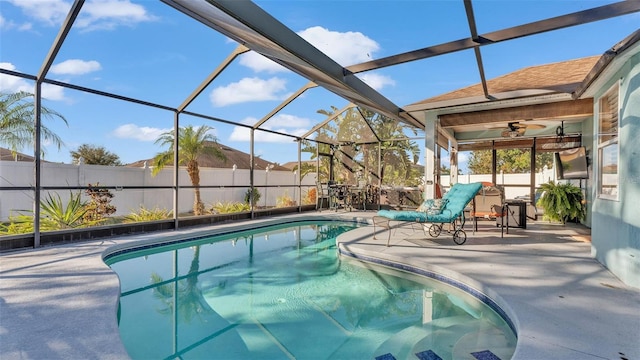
left=411, top=56, right=600, bottom=105
left=126, top=142, right=290, bottom=171
left=0, top=147, right=35, bottom=162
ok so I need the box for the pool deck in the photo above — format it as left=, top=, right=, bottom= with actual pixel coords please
left=1, top=211, right=639, bottom=360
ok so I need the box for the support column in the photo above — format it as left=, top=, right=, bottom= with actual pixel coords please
left=173, top=112, right=179, bottom=230
left=250, top=129, right=255, bottom=218
left=424, top=112, right=438, bottom=199
left=450, top=138, right=459, bottom=185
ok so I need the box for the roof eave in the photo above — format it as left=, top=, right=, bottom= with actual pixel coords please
left=574, top=29, right=640, bottom=99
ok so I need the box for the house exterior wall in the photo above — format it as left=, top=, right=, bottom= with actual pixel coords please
left=581, top=111, right=595, bottom=228
left=591, top=51, right=640, bottom=288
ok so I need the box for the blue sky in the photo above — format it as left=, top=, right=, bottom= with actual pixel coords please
left=1, top=0, right=638, bottom=172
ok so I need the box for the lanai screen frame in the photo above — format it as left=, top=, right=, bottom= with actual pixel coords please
left=1, top=0, right=639, bottom=248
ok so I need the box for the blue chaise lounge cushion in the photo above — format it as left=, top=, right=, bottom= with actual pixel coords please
left=376, top=182, right=483, bottom=223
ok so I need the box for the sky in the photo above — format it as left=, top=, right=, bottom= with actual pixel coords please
left=0, top=0, right=638, bottom=173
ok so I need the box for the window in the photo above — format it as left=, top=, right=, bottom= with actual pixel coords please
left=597, top=83, right=619, bottom=199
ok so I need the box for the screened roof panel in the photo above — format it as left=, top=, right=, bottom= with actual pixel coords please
left=162, top=0, right=419, bottom=128
left=257, top=1, right=470, bottom=62
left=2, top=0, right=639, bottom=167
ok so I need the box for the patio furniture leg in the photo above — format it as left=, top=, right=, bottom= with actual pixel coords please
left=373, top=216, right=392, bottom=246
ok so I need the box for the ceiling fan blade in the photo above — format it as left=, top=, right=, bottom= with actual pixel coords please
left=524, top=124, right=546, bottom=130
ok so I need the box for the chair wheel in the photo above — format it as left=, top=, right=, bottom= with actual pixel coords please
left=428, top=224, right=442, bottom=237
left=453, top=229, right=466, bottom=245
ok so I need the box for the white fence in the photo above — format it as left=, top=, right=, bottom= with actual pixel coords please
left=442, top=167, right=559, bottom=199
left=1, top=161, right=577, bottom=221
left=0, top=161, right=316, bottom=221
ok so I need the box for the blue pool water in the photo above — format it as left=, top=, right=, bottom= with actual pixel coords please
left=106, top=221, right=516, bottom=360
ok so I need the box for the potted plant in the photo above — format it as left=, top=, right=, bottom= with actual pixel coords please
left=536, top=181, right=586, bottom=224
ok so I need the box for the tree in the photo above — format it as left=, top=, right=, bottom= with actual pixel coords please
left=304, top=107, right=421, bottom=187
left=70, top=144, right=122, bottom=165
left=0, top=91, right=68, bottom=158
left=468, top=149, right=553, bottom=174
left=150, top=245, right=212, bottom=323
left=152, top=125, right=226, bottom=216
left=367, top=111, right=421, bottom=186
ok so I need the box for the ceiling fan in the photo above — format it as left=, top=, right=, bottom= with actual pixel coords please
left=488, top=121, right=546, bottom=138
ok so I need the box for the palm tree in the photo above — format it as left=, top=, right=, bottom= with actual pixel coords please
left=152, top=125, right=226, bottom=215
left=368, top=112, right=421, bottom=186
left=305, top=106, right=421, bottom=186
left=0, top=91, right=68, bottom=158
left=150, top=245, right=213, bottom=323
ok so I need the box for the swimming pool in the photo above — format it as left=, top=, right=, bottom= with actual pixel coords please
left=105, top=220, right=516, bottom=360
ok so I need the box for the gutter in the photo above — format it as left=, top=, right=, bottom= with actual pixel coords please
left=573, top=29, right=640, bottom=99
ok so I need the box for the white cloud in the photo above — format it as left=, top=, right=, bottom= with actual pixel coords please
left=229, top=126, right=307, bottom=143
left=41, top=83, right=66, bottom=101
left=210, top=77, right=288, bottom=106
left=18, top=22, right=33, bottom=31
left=229, top=115, right=309, bottom=143
left=50, top=59, right=102, bottom=75
left=0, top=62, right=66, bottom=100
left=239, top=26, right=380, bottom=73
left=264, top=114, right=312, bottom=128
left=299, top=26, right=379, bottom=66
left=7, top=0, right=70, bottom=26
left=239, top=52, right=287, bottom=74
left=112, top=123, right=170, bottom=142
left=76, top=0, right=157, bottom=31
left=7, top=0, right=156, bottom=31
left=357, top=73, right=395, bottom=91
left=1, top=12, right=34, bottom=31
left=0, top=63, right=32, bottom=93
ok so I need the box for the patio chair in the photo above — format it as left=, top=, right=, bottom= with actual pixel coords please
left=372, top=182, right=483, bottom=245
left=316, top=182, right=330, bottom=211
left=470, top=182, right=507, bottom=237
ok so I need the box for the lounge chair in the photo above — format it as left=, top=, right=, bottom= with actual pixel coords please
left=372, top=182, right=483, bottom=245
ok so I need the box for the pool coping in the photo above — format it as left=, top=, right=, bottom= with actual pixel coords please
left=1, top=212, right=639, bottom=360
left=335, top=221, right=640, bottom=360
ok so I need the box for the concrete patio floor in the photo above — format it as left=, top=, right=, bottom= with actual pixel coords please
left=1, top=212, right=638, bottom=360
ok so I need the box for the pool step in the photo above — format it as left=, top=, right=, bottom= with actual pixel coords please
left=471, top=350, right=502, bottom=360
left=415, top=349, right=443, bottom=360
left=373, top=317, right=511, bottom=360
left=375, top=349, right=502, bottom=360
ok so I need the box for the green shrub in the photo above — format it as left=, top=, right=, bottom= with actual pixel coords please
left=537, top=181, right=586, bottom=224
left=123, top=206, right=173, bottom=223
left=276, top=191, right=296, bottom=208
left=244, top=188, right=261, bottom=206
left=0, top=191, right=95, bottom=234
left=209, top=201, right=250, bottom=214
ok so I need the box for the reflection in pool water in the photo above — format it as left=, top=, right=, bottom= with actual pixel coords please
left=106, top=221, right=516, bottom=360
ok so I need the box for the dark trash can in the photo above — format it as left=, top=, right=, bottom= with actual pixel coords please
left=496, top=200, right=527, bottom=229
